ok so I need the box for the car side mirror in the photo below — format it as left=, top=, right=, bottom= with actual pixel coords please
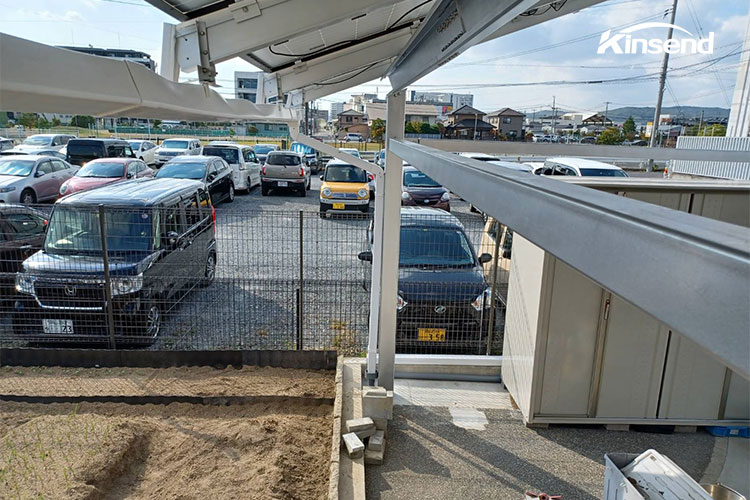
left=319, top=174, right=324, bottom=180
left=126, top=173, right=134, bottom=179
left=166, top=231, right=179, bottom=248
left=478, top=253, right=492, bottom=264
left=35, top=171, right=46, bottom=177
left=208, top=173, right=216, bottom=181
left=502, top=249, right=511, bottom=259
left=358, top=251, right=373, bottom=263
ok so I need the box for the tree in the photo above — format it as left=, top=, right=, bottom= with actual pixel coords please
left=70, top=115, right=95, bottom=128
left=622, top=116, right=636, bottom=140
left=429, top=124, right=440, bottom=134
left=404, top=121, right=416, bottom=134
left=248, top=125, right=259, bottom=135
left=51, top=117, right=62, bottom=127
left=38, top=117, right=50, bottom=129
left=18, top=113, right=39, bottom=128
left=420, top=122, right=432, bottom=134
left=152, top=119, right=162, bottom=129
left=596, top=127, right=623, bottom=145
left=228, top=128, right=236, bottom=137
left=370, top=118, right=385, bottom=141
left=700, top=124, right=726, bottom=137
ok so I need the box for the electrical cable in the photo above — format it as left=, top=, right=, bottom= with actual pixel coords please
left=387, top=0, right=433, bottom=30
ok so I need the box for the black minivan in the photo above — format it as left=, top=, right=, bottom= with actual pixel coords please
left=13, top=178, right=217, bottom=344
left=358, top=207, right=493, bottom=353
left=66, top=139, right=135, bottom=166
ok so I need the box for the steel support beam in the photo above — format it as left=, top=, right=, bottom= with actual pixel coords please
left=389, top=140, right=750, bottom=378
left=159, top=23, right=179, bottom=82
left=376, top=90, right=406, bottom=390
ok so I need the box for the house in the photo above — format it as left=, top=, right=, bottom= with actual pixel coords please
left=443, top=105, right=494, bottom=140
left=365, top=102, right=440, bottom=125
left=336, top=109, right=370, bottom=139
left=486, top=108, right=525, bottom=140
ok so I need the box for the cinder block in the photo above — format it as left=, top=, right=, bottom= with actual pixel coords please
left=362, top=386, right=387, bottom=397
left=342, top=432, right=364, bottom=459
left=355, top=426, right=376, bottom=440
left=364, top=447, right=384, bottom=465
left=373, top=418, right=388, bottom=432
left=368, top=430, right=385, bottom=452
left=362, top=389, right=393, bottom=420
left=605, top=424, right=630, bottom=432
left=346, top=417, right=375, bottom=433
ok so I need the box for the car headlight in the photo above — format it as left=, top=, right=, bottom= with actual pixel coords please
left=0, top=186, right=17, bottom=193
left=441, top=192, right=451, bottom=201
left=471, top=288, right=492, bottom=311
left=59, top=183, right=68, bottom=195
left=111, top=274, right=143, bottom=296
left=401, top=192, right=411, bottom=201
left=358, top=188, right=368, bottom=199
left=396, top=293, right=407, bottom=311
left=322, top=187, right=332, bottom=198
left=16, top=274, right=34, bottom=294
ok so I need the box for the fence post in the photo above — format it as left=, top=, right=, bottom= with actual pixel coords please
left=298, top=210, right=304, bottom=350
left=98, top=205, right=117, bottom=349
left=486, top=221, right=502, bottom=355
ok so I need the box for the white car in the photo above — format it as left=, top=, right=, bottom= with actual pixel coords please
left=338, top=148, right=361, bottom=159
left=155, top=137, right=201, bottom=166
left=128, top=140, right=158, bottom=165
left=458, top=152, right=501, bottom=162
left=0, top=137, right=14, bottom=151
left=14, top=134, right=75, bottom=153
left=536, top=157, right=629, bottom=177
left=201, top=141, right=262, bottom=192
left=345, top=133, right=364, bottom=142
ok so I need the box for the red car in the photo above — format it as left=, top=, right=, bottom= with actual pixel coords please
left=59, top=158, right=154, bottom=197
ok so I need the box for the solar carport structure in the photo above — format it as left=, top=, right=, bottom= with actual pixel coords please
left=1, top=0, right=748, bottom=404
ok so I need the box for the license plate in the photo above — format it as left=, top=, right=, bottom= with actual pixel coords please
left=418, top=328, right=446, bottom=342
left=43, top=319, right=74, bottom=335
left=333, top=203, right=345, bottom=210
left=277, top=181, right=288, bottom=187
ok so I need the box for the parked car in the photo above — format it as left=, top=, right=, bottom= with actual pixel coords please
left=156, top=155, right=235, bottom=204
left=318, top=160, right=370, bottom=216
left=579, top=136, right=597, bottom=144
left=253, top=144, right=279, bottom=164
left=0, top=204, right=48, bottom=299
left=537, top=157, right=629, bottom=177
left=66, top=138, right=136, bottom=166
left=290, top=142, right=321, bottom=173
left=128, top=140, right=158, bottom=165
left=345, top=133, right=364, bottom=142
left=12, top=178, right=216, bottom=343
left=201, top=141, right=261, bottom=193
left=0, top=155, right=78, bottom=204
left=376, top=148, right=386, bottom=168
left=14, top=134, right=75, bottom=153
left=358, top=207, right=493, bottom=353
left=477, top=217, right=514, bottom=302
left=154, top=138, right=201, bottom=166
left=59, top=158, right=153, bottom=197
left=0, top=149, right=66, bottom=159
left=457, top=152, right=501, bottom=162
left=338, top=148, right=361, bottom=159
left=401, top=166, right=450, bottom=212
left=261, top=151, right=310, bottom=197
left=0, top=137, right=14, bottom=151
left=623, top=139, right=648, bottom=146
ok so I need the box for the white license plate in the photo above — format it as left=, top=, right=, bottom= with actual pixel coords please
left=42, top=319, right=74, bottom=335
left=277, top=181, right=288, bottom=187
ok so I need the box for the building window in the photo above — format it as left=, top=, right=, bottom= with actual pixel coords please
left=502, top=117, right=512, bottom=124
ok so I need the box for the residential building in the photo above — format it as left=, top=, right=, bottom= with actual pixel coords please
left=348, top=93, right=379, bottom=113
left=234, top=71, right=277, bottom=103
left=57, top=46, right=156, bottom=71
left=330, top=102, right=345, bottom=119
left=486, top=108, right=525, bottom=140
left=247, top=122, right=289, bottom=137
left=409, top=91, right=473, bottom=110
left=336, top=109, right=369, bottom=139
left=365, top=102, right=439, bottom=125
left=444, top=105, right=494, bottom=140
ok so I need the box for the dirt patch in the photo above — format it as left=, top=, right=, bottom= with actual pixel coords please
left=0, top=366, right=334, bottom=399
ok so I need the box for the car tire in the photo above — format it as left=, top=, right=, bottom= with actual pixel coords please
left=319, top=204, right=327, bottom=219
left=20, top=189, right=36, bottom=205
left=261, top=185, right=269, bottom=196
left=306, top=178, right=311, bottom=191
left=200, top=252, right=216, bottom=287
left=298, top=185, right=306, bottom=197
left=360, top=205, right=369, bottom=214
left=143, top=302, right=162, bottom=341
left=226, top=183, right=235, bottom=203
left=246, top=177, right=253, bottom=192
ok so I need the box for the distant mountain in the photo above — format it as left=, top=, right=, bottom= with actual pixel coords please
left=606, top=106, right=729, bottom=122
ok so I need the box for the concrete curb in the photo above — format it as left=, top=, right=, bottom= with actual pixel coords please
left=700, top=436, right=728, bottom=485
left=328, top=356, right=344, bottom=500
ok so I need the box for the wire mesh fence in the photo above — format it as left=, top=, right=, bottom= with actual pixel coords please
left=0, top=198, right=509, bottom=355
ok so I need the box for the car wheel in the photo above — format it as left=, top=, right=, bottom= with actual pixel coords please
left=246, top=177, right=253, bottom=192
left=226, top=183, right=235, bottom=203
left=261, top=185, right=269, bottom=196
left=144, top=303, right=162, bottom=339
left=299, top=186, right=306, bottom=197
left=200, top=252, right=216, bottom=287
left=20, top=189, right=36, bottom=205
left=306, top=178, right=311, bottom=190
left=319, top=204, right=327, bottom=219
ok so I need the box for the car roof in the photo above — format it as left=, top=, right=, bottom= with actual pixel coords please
left=165, top=155, right=214, bottom=163
left=0, top=154, right=45, bottom=161
left=26, top=133, right=58, bottom=138
left=161, top=137, right=200, bottom=141
left=400, top=207, right=464, bottom=229
left=85, top=157, right=136, bottom=164
left=487, top=160, right=533, bottom=172
left=545, top=157, right=623, bottom=170
left=205, top=141, right=243, bottom=147
left=326, top=159, right=362, bottom=167
left=268, top=150, right=301, bottom=155
left=58, top=178, right=205, bottom=207
left=458, top=152, right=499, bottom=160
left=68, top=138, right=129, bottom=144
left=255, top=143, right=277, bottom=147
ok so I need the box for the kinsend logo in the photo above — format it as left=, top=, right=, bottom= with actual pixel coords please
left=597, top=22, right=714, bottom=55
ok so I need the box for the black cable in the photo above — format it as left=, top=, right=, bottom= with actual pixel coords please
left=387, top=0, right=433, bottom=30
left=318, top=63, right=379, bottom=86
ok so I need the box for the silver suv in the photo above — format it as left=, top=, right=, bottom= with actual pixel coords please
left=260, top=151, right=310, bottom=197
left=155, top=138, right=201, bottom=166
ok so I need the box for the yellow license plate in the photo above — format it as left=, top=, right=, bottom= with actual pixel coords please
left=418, top=328, right=446, bottom=342
left=332, top=203, right=345, bottom=209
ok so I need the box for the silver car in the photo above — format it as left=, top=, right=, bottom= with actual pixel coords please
left=260, top=151, right=310, bottom=196
left=155, top=137, right=201, bottom=166
left=14, top=134, right=75, bottom=153
left=0, top=155, right=78, bottom=204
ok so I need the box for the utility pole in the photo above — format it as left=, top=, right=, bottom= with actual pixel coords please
left=304, top=102, right=310, bottom=135
left=604, top=101, right=610, bottom=128
left=473, top=112, right=478, bottom=140
left=649, top=0, right=678, bottom=148
left=698, top=109, right=704, bottom=136
left=551, top=96, right=557, bottom=136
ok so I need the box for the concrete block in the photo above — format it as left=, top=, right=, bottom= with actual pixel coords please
left=355, top=426, right=376, bottom=440
left=346, top=417, right=374, bottom=433
left=373, top=418, right=388, bottom=433
left=362, top=386, right=387, bottom=397
left=364, top=447, right=384, bottom=465
left=342, top=432, right=364, bottom=459
left=362, top=389, right=393, bottom=420
left=368, top=431, right=385, bottom=452
left=605, top=424, right=630, bottom=432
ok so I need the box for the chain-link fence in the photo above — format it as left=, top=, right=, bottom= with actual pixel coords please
left=0, top=200, right=508, bottom=354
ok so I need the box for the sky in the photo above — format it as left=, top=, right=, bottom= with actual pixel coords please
left=0, top=0, right=747, bottom=116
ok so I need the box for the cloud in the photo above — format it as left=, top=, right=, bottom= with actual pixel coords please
left=17, top=9, right=86, bottom=23
left=718, top=14, right=748, bottom=41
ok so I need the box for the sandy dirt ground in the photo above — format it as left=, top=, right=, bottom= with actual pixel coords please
left=0, top=367, right=335, bottom=500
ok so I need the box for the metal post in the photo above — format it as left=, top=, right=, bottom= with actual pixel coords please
left=298, top=209, right=304, bottom=350
left=649, top=0, right=678, bottom=148
left=486, top=222, right=502, bottom=355
left=98, top=205, right=117, bottom=349
left=375, top=90, right=406, bottom=391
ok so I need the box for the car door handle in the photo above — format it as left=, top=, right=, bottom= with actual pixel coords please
left=19, top=244, right=33, bottom=250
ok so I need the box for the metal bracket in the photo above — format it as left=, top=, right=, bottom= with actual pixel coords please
left=196, top=20, right=217, bottom=84
left=293, top=60, right=308, bottom=73
left=229, top=0, right=261, bottom=23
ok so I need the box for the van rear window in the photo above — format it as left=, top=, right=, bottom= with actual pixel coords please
left=203, top=147, right=239, bottom=164
left=68, top=143, right=105, bottom=157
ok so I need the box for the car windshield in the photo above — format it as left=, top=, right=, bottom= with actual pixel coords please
left=0, top=159, right=34, bottom=176
left=128, top=141, right=142, bottom=150
left=156, top=162, right=206, bottom=180
left=339, top=149, right=361, bottom=158
left=290, top=143, right=313, bottom=155
left=399, top=227, right=475, bottom=268
left=161, top=140, right=189, bottom=149
left=579, top=168, right=629, bottom=177
left=254, top=145, right=276, bottom=154
left=45, top=208, right=153, bottom=254
left=266, top=154, right=300, bottom=166
left=76, top=162, right=125, bottom=178
left=203, top=147, right=239, bottom=164
left=403, top=170, right=441, bottom=187
left=22, top=136, right=52, bottom=146
left=324, top=165, right=367, bottom=183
